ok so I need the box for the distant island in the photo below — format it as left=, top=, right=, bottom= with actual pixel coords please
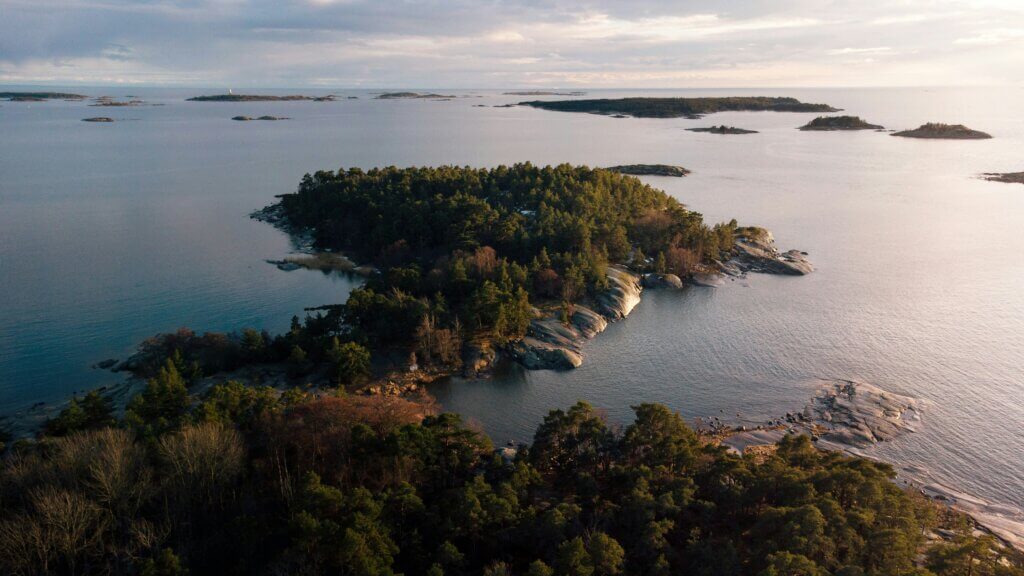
left=519, top=96, right=839, bottom=118
left=1, top=91, right=86, bottom=101
left=375, top=92, right=456, bottom=99
left=892, top=123, right=992, bottom=139
left=983, top=171, right=1024, bottom=184
left=605, top=164, right=691, bottom=177
left=90, top=96, right=150, bottom=107
left=231, top=115, right=289, bottom=121
left=502, top=90, right=586, bottom=96
left=187, top=94, right=335, bottom=102
left=81, top=117, right=114, bottom=123
left=799, top=115, right=884, bottom=131
left=686, top=125, right=758, bottom=134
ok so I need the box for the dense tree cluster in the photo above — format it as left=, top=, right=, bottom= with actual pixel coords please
left=120, top=316, right=374, bottom=391
left=3, top=387, right=1020, bottom=575
left=277, top=164, right=736, bottom=353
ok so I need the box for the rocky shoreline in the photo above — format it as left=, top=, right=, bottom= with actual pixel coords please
left=716, top=378, right=1024, bottom=550
left=507, top=266, right=641, bottom=369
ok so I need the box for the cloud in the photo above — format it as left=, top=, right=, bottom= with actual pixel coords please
left=1, top=0, right=1024, bottom=87
left=954, top=28, right=1024, bottom=45
left=826, top=47, right=893, bottom=56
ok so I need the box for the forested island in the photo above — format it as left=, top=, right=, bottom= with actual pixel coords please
left=187, top=94, right=335, bottom=102
left=892, top=123, right=992, bottom=139
left=1, top=91, right=86, bottom=101
left=983, top=171, right=1024, bottom=184
left=686, top=126, right=759, bottom=134
left=799, top=116, right=884, bottom=131
left=375, top=92, right=456, bottom=99
left=518, top=97, right=839, bottom=118
left=604, top=164, right=692, bottom=177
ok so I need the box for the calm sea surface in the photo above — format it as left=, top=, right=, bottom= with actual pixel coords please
left=2, top=86, right=1023, bottom=516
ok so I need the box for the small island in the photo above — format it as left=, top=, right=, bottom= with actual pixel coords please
left=798, top=115, right=884, bottom=131
left=983, top=172, right=1024, bottom=185
left=1, top=91, right=86, bottom=101
left=519, top=96, right=839, bottom=118
left=604, top=164, right=691, bottom=177
left=187, top=94, right=329, bottom=102
left=686, top=125, right=758, bottom=134
left=375, top=92, right=456, bottom=99
left=892, top=123, right=992, bottom=139
left=231, top=115, right=289, bottom=121
left=81, top=117, right=114, bottom=123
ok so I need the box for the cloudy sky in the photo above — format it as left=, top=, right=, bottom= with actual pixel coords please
left=2, top=0, right=1023, bottom=88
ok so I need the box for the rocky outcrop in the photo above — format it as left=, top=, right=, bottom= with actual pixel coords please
left=799, top=115, right=883, bottom=131
left=721, top=379, right=923, bottom=452
left=507, top=266, right=640, bottom=370
left=463, top=342, right=497, bottom=377
left=729, top=228, right=813, bottom=276
left=801, top=379, right=923, bottom=448
left=596, top=266, right=643, bottom=319
left=892, top=123, right=992, bottom=139
left=604, top=164, right=690, bottom=177
left=642, top=273, right=683, bottom=289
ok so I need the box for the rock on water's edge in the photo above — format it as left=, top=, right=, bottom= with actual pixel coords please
left=642, top=273, right=683, bottom=289
left=721, top=379, right=924, bottom=454
left=507, top=266, right=640, bottom=370
left=729, top=228, right=813, bottom=276
left=803, top=379, right=924, bottom=448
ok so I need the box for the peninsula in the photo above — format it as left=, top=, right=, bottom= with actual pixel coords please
left=799, top=115, right=884, bottom=131
left=892, top=123, right=992, bottom=139
left=519, top=96, right=839, bottom=118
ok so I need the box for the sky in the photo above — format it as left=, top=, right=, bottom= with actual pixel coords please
left=2, top=0, right=1024, bottom=88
